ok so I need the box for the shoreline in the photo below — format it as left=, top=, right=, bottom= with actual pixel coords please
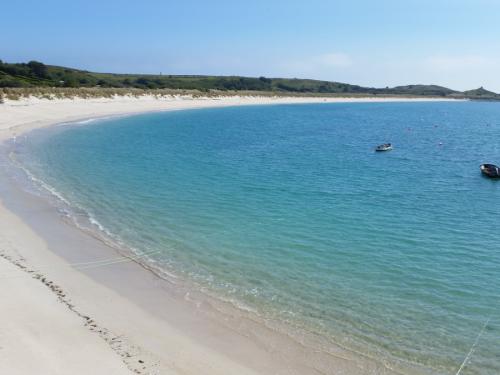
left=0, top=94, right=461, bottom=142
left=0, top=95, right=450, bottom=374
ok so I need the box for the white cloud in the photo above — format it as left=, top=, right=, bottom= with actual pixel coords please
left=313, top=52, right=353, bottom=67
left=423, top=55, right=495, bottom=71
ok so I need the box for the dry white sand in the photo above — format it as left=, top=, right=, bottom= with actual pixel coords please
left=0, top=94, right=458, bottom=141
left=0, top=95, right=450, bottom=374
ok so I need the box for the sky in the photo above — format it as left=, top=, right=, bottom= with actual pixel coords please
left=2, top=0, right=500, bottom=91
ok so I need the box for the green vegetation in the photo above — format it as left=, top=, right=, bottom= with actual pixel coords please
left=462, top=87, right=499, bottom=100
left=1, top=59, right=498, bottom=100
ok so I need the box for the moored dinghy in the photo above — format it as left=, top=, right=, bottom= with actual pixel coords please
left=375, top=143, right=393, bottom=152
left=480, top=164, right=500, bottom=178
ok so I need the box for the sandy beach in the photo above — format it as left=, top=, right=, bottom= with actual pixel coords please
left=0, top=95, right=452, bottom=375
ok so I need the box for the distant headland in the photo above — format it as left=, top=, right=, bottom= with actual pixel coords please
left=1, top=59, right=498, bottom=101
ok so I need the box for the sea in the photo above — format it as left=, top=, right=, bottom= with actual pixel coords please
left=10, top=102, right=500, bottom=374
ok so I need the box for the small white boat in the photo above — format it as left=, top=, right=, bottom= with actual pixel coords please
left=375, top=143, right=393, bottom=152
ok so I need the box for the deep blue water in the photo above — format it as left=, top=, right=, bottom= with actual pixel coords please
left=19, top=102, right=500, bottom=374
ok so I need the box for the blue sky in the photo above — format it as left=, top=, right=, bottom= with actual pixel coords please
left=2, top=0, right=500, bottom=91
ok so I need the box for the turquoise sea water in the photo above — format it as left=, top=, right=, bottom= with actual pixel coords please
left=17, top=102, right=500, bottom=374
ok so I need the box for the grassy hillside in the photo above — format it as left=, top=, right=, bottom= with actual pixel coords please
left=462, top=87, right=499, bottom=100
left=1, top=59, right=498, bottom=100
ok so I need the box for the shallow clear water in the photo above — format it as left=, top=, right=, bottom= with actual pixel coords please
left=18, top=102, right=500, bottom=374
